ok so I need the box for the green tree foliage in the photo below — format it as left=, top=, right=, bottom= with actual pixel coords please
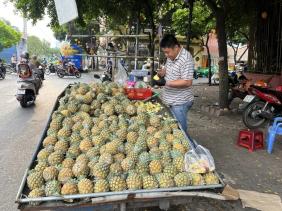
left=0, top=20, right=21, bottom=51
left=27, top=35, right=59, bottom=58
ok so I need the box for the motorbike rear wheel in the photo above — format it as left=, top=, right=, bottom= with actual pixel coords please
left=57, top=70, right=64, bottom=78
left=20, top=95, right=28, bottom=107
left=242, top=101, right=268, bottom=129
left=75, top=71, right=81, bottom=78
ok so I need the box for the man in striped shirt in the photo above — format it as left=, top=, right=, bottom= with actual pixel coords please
left=158, top=34, right=194, bottom=135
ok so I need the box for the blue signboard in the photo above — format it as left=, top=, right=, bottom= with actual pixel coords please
left=61, top=44, right=83, bottom=71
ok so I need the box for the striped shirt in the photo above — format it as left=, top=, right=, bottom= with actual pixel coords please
left=161, top=47, right=194, bottom=105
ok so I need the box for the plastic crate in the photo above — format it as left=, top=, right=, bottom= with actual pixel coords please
left=125, top=88, right=152, bottom=100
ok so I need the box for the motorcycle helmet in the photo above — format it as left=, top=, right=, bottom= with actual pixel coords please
left=20, top=52, right=30, bottom=60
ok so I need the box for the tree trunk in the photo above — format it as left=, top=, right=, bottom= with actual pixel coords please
left=216, top=11, right=229, bottom=109
left=248, top=14, right=256, bottom=70
left=205, top=34, right=212, bottom=86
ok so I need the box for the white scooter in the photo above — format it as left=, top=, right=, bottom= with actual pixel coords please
left=16, top=63, right=42, bottom=107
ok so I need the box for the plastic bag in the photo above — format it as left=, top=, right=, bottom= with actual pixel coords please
left=184, top=144, right=215, bottom=174
left=114, top=62, right=128, bottom=85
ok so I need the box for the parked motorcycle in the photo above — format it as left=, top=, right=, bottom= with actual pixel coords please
left=242, top=85, right=282, bottom=129
left=45, top=63, right=57, bottom=75
left=0, top=60, right=6, bottom=79
left=16, top=62, right=42, bottom=107
left=57, top=62, right=81, bottom=78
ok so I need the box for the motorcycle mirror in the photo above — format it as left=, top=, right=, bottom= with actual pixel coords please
left=94, top=74, right=101, bottom=79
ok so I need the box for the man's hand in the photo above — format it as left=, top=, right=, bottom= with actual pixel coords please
left=157, top=67, right=166, bottom=77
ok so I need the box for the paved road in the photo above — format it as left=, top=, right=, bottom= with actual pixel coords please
left=0, top=73, right=95, bottom=211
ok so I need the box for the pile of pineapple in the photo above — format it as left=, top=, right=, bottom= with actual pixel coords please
left=27, top=82, right=219, bottom=202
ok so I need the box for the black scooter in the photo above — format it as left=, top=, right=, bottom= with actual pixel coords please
left=0, top=61, right=6, bottom=79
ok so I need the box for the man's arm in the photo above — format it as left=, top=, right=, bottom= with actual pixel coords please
left=166, top=79, right=192, bottom=88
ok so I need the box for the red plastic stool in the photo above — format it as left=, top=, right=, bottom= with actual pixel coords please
left=237, top=129, right=264, bottom=152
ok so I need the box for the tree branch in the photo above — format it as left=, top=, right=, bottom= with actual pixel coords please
left=203, top=0, right=218, bottom=13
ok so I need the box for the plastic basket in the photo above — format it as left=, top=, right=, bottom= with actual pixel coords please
left=125, top=88, right=152, bottom=100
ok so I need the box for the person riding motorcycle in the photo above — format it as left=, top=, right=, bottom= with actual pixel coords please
left=29, top=55, right=45, bottom=80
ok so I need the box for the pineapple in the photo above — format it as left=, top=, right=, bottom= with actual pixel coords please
left=92, top=135, right=105, bottom=147
left=80, top=128, right=91, bottom=139
left=99, top=153, right=113, bottom=165
left=159, top=141, right=171, bottom=151
left=163, top=164, right=178, bottom=178
left=113, top=153, right=125, bottom=163
left=72, top=122, right=83, bottom=133
left=191, top=173, right=204, bottom=186
left=78, top=178, right=94, bottom=194
left=62, top=158, right=75, bottom=169
left=67, top=101, right=79, bottom=113
left=70, top=133, right=82, bottom=146
left=109, top=162, right=123, bottom=175
left=173, top=156, right=184, bottom=172
left=149, top=147, right=162, bottom=161
left=28, top=188, right=45, bottom=205
left=49, top=119, right=62, bottom=131
left=72, top=161, right=90, bottom=178
left=147, top=126, right=157, bottom=134
left=43, top=166, right=59, bottom=181
left=94, top=179, right=109, bottom=193
left=27, top=171, right=44, bottom=190
left=91, top=163, right=109, bottom=179
left=61, top=181, right=78, bottom=195
left=83, top=92, right=94, bottom=104
left=80, top=104, right=91, bottom=113
left=66, top=145, right=81, bottom=159
left=43, top=136, right=57, bottom=147
left=82, top=118, right=94, bottom=129
left=79, top=139, right=93, bottom=153
left=54, top=140, right=69, bottom=153
left=58, top=168, right=74, bottom=184
left=114, top=104, right=124, bottom=114
left=37, top=149, right=51, bottom=162
left=156, top=173, right=174, bottom=188
left=136, top=163, right=149, bottom=176
left=100, top=128, right=111, bottom=140
left=76, top=154, right=89, bottom=164
left=142, top=175, right=158, bottom=189
left=91, top=126, right=101, bottom=136
left=204, top=172, right=219, bottom=185
left=116, top=128, right=127, bottom=140
left=62, top=117, right=75, bottom=129
left=138, top=152, right=150, bottom=164
left=121, top=157, right=135, bottom=172
left=34, top=161, right=49, bottom=173
left=86, top=146, right=100, bottom=159
left=57, top=127, right=71, bottom=140
left=48, top=151, right=64, bottom=166
left=149, top=115, right=161, bottom=127
left=146, top=136, right=158, bottom=149
left=125, top=104, right=136, bottom=116
left=165, top=134, right=175, bottom=144
left=45, top=180, right=61, bottom=196
left=104, top=104, right=115, bottom=116
left=104, top=139, right=121, bottom=155
left=109, top=176, right=127, bottom=191
left=126, top=131, right=138, bottom=144
left=149, top=160, right=162, bottom=175
left=126, top=173, right=142, bottom=190
left=174, top=172, right=191, bottom=187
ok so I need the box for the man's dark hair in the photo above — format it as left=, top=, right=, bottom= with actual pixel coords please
left=160, top=34, right=180, bottom=48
